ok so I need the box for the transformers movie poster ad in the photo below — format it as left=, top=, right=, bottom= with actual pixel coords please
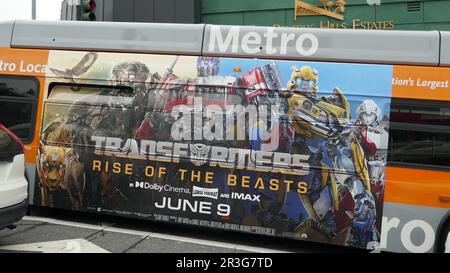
left=35, top=50, right=392, bottom=249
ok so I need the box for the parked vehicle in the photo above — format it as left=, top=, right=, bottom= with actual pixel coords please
left=0, top=124, right=28, bottom=230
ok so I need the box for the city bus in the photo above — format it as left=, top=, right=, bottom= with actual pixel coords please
left=0, top=20, right=448, bottom=253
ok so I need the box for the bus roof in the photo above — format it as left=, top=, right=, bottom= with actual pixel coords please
left=0, top=20, right=449, bottom=67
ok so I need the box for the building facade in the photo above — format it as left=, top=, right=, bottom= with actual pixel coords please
left=61, top=0, right=201, bottom=23
left=201, top=0, right=450, bottom=30
left=61, top=0, right=450, bottom=31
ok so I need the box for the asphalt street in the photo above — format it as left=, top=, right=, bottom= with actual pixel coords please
left=0, top=207, right=366, bottom=253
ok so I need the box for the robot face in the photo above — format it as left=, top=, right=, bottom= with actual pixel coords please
left=291, top=66, right=318, bottom=96
left=357, top=100, right=381, bottom=126
left=295, top=77, right=316, bottom=92
left=109, top=62, right=150, bottom=89
left=360, top=112, right=378, bottom=126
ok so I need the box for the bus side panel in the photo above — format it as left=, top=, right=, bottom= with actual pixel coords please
left=381, top=202, right=448, bottom=253
left=0, top=48, right=50, bottom=205
left=383, top=167, right=450, bottom=252
left=385, top=166, right=450, bottom=210
left=34, top=49, right=393, bottom=250
left=384, top=65, right=450, bottom=252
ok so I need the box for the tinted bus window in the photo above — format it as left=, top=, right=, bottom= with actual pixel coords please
left=389, top=99, right=450, bottom=168
left=0, top=75, right=39, bottom=141
left=42, top=84, right=135, bottom=148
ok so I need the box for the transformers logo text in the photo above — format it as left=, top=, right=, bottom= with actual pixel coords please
left=91, top=136, right=310, bottom=175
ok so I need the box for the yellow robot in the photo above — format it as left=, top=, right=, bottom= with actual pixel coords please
left=284, top=66, right=372, bottom=244
left=286, top=66, right=318, bottom=96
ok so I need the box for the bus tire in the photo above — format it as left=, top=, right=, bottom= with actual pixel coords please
left=435, top=218, right=450, bottom=253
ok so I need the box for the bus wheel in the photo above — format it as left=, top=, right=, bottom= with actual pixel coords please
left=445, top=226, right=450, bottom=253
left=437, top=221, right=450, bottom=253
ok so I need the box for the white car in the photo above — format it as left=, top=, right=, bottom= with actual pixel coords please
left=0, top=124, right=28, bottom=230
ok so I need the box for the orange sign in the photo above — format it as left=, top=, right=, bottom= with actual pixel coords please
left=392, top=65, right=450, bottom=101
left=0, top=48, right=49, bottom=77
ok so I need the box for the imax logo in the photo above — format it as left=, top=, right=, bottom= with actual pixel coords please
left=231, top=192, right=261, bottom=202
left=207, top=25, right=319, bottom=56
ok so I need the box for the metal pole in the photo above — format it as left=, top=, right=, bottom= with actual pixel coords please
left=31, top=0, right=37, bottom=20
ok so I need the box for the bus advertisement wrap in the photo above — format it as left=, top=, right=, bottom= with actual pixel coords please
left=35, top=51, right=393, bottom=250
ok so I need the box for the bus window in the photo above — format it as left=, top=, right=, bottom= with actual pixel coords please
left=389, top=98, right=450, bottom=168
left=0, top=75, right=39, bottom=142
left=48, top=83, right=135, bottom=107
left=42, top=83, right=135, bottom=148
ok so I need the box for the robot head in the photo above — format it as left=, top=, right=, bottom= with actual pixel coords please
left=289, top=66, right=318, bottom=98
left=108, top=62, right=151, bottom=89
left=356, top=100, right=381, bottom=126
